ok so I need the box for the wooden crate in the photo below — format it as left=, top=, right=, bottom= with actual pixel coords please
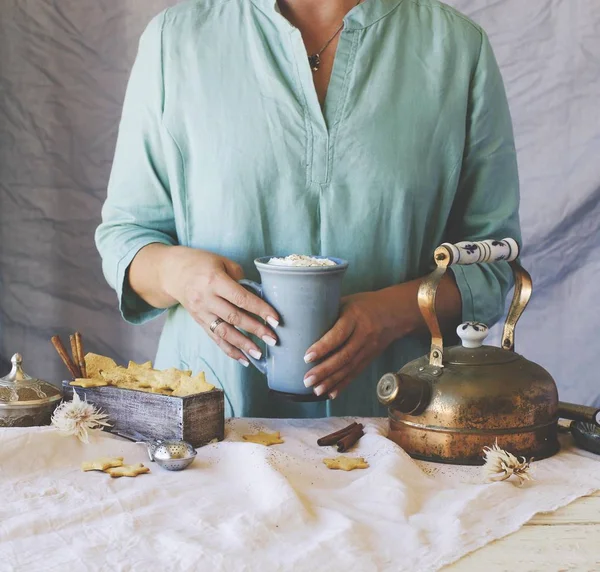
left=62, top=381, right=224, bottom=447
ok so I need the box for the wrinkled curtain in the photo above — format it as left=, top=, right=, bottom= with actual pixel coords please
left=1, top=1, right=599, bottom=406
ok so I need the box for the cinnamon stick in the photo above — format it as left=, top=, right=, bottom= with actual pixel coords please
left=337, top=424, right=365, bottom=453
left=51, top=335, right=80, bottom=379
left=317, top=422, right=360, bottom=447
left=74, top=332, right=87, bottom=378
left=69, top=335, right=82, bottom=378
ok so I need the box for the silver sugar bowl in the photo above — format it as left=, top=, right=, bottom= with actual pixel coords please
left=0, top=353, right=62, bottom=427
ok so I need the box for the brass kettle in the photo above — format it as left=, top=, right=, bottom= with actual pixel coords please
left=377, top=238, right=600, bottom=465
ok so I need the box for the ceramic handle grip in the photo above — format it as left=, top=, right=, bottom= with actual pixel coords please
left=436, top=238, right=519, bottom=267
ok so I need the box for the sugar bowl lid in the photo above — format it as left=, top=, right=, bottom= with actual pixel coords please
left=0, top=353, right=62, bottom=407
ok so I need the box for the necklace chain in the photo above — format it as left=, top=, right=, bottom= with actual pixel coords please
left=308, top=0, right=361, bottom=72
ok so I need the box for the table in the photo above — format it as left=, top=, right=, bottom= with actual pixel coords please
left=2, top=420, right=600, bottom=572
left=448, top=491, right=600, bottom=571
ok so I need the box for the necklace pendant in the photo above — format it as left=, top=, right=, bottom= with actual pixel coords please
left=308, top=53, right=321, bottom=72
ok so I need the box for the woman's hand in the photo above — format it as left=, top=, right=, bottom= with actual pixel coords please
left=303, top=276, right=462, bottom=399
left=302, top=289, right=408, bottom=399
left=159, top=247, right=280, bottom=366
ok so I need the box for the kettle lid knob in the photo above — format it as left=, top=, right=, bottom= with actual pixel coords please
left=457, top=322, right=489, bottom=348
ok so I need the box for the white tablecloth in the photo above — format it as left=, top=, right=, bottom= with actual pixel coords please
left=2, top=418, right=600, bottom=572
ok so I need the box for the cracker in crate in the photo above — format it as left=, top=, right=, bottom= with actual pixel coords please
left=69, top=353, right=214, bottom=397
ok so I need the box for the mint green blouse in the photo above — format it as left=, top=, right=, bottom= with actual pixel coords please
left=96, top=0, right=521, bottom=418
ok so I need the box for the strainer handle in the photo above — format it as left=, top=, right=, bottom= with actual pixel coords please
left=113, top=430, right=156, bottom=462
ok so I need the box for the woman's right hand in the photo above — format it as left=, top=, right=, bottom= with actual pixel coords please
left=160, top=247, right=279, bottom=366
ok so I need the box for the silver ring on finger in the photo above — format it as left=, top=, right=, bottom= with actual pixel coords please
left=210, top=317, right=226, bottom=333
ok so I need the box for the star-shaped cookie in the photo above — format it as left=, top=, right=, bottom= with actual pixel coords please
left=127, top=360, right=153, bottom=371
left=84, top=353, right=117, bottom=379
left=71, top=378, right=109, bottom=388
left=323, top=456, right=369, bottom=471
left=172, top=371, right=215, bottom=396
left=242, top=431, right=284, bottom=446
left=105, top=463, right=150, bottom=478
left=82, top=456, right=124, bottom=472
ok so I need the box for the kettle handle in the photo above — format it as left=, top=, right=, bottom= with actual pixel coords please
left=436, top=238, right=519, bottom=266
left=418, top=238, right=532, bottom=368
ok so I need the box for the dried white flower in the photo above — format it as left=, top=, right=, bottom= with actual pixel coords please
left=483, top=440, right=533, bottom=486
left=51, top=390, right=111, bottom=443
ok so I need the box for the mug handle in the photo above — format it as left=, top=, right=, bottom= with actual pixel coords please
left=238, top=279, right=268, bottom=374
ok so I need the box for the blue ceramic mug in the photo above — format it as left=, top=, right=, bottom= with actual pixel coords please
left=239, top=256, right=348, bottom=401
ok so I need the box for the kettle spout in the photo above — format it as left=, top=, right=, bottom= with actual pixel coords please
left=377, top=372, right=432, bottom=416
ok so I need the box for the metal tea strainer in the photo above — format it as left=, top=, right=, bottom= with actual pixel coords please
left=147, top=439, right=197, bottom=471
left=115, top=430, right=197, bottom=471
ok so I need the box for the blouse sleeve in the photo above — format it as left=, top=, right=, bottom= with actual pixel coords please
left=448, top=30, right=523, bottom=328
left=95, top=12, right=177, bottom=325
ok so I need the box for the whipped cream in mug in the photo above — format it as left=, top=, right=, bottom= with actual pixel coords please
left=267, top=254, right=337, bottom=267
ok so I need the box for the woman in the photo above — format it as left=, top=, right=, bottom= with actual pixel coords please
left=96, top=0, right=521, bottom=418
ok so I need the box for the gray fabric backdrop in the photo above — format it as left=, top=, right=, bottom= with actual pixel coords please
left=1, top=1, right=599, bottom=406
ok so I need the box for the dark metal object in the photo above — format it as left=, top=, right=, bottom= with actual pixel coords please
left=558, top=404, right=600, bottom=426
left=570, top=422, right=600, bottom=455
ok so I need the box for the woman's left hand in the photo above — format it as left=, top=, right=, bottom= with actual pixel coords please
left=302, top=289, right=412, bottom=400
